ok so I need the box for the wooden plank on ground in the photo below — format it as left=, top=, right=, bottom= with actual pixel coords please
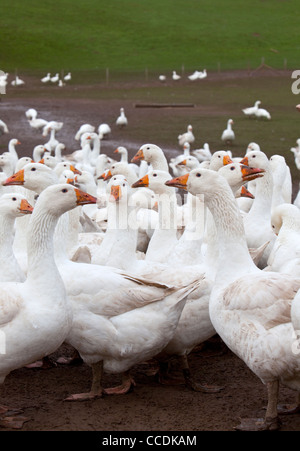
left=134, top=103, right=195, bottom=108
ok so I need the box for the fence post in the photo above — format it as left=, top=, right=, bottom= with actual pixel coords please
left=106, top=67, right=109, bottom=85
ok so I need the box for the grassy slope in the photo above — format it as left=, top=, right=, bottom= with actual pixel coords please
left=1, top=0, right=299, bottom=73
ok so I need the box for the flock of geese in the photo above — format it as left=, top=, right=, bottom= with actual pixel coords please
left=159, top=69, right=207, bottom=83
left=0, top=72, right=72, bottom=91
left=0, top=101, right=300, bottom=431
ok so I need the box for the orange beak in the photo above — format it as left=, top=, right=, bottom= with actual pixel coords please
left=223, top=155, right=233, bottom=165
left=131, top=149, right=144, bottom=163
left=74, top=188, right=97, bottom=206
left=110, top=185, right=121, bottom=202
left=240, top=164, right=265, bottom=182
left=240, top=185, right=254, bottom=199
left=70, top=165, right=82, bottom=175
left=97, top=172, right=106, bottom=180
left=3, top=169, right=25, bottom=186
left=19, top=198, right=34, bottom=214
left=165, top=173, right=189, bottom=190
left=39, top=158, right=45, bottom=164
left=178, top=159, right=187, bottom=166
left=103, top=169, right=112, bottom=181
left=113, top=148, right=119, bottom=154
left=131, top=174, right=149, bottom=188
left=16, top=140, right=21, bottom=145
left=240, top=156, right=248, bottom=166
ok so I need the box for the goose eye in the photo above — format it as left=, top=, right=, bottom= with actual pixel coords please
left=196, top=173, right=201, bottom=177
left=153, top=173, right=157, bottom=177
left=62, top=188, right=68, bottom=193
left=123, top=183, right=126, bottom=187
left=230, top=166, right=235, bottom=170
left=12, top=197, right=17, bottom=201
left=31, top=167, right=36, bottom=171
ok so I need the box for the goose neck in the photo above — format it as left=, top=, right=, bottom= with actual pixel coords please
left=0, top=215, right=16, bottom=258
left=205, top=185, right=256, bottom=280
left=26, top=206, right=65, bottom=284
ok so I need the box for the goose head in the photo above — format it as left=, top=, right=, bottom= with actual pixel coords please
left=240, top=150, right=270, bottom=170
left=209, top=150, right=233, bottom=171
left=3, top=163, right=59, bottom=194
left=178, top=155, right=199, bottom=170
left=36, top=183, right=97, bottom=216
left=54, top=161, right=82, bottom=177
left=131, top=143, right=163, bottom=164
left=132, top=170, right=174, bottom=196
left=106, top=175, right=129, bottom=203
left=0, top=192, right=33, bottom=217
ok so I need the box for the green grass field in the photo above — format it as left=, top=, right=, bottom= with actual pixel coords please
left=1, top=0, right=299, bottom=74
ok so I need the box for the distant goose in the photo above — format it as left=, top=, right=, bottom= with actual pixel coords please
left=221, top=119, right=235, bottom=144
left=41, top=73, right=51, bottom=83
left=188, top=71, right=200, bottom=81
left=255, top=106, right=271, bottom=120
left=98, top=123, right=111, bottom=139
left=75, top=124, right=95, bottom=141
left=159, top=75, right=166, bottom=82
left=172, top=71, right=181, bottom=81
left=116, top=107, right=128, bottom=128
left=178, top=124, right=195, bottom=147
left=64, top=72, right=72, bottom=81
left=242, top=100, right=261, bottom=117
left=198, top=69, right=207, bottom=79
left=25, top=108, right=48, bottom=131
left=50, top=73, right=60, bottom=83
left=11, top=75, right=25, bottom=86
left=0, top=119, right=9, bottom=134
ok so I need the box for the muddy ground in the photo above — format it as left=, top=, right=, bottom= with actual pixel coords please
left=1, top=71, right=300, bottom=432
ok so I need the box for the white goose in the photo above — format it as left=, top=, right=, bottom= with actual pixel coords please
left=242, top=100, right=261, bottom=117
left=255, top=104, right=271, bottom=120
left=266, top=203, right=300, bottom=275
left=269, top=154, right=292, bottom=207
left=11, top=75, right=25, bottom=86
left=240, top=150, right=277, bottom=268
left=0, top=184, right=95, bottom=428
left=113, top=146, right=139, bottom=176
left=41, top=73, right=51, bottom=83
left=0, top=193, right=33, bottom=283
left=192, top=143, right=212, bottom=162
left=221, top=119, right=235, bottom=144
left=74, top=124, right=95, bottom=141
left=132, top=170, right=179, bottom=264
left=25, top=108, right=48, bottom=131
left=131, top=143, right=168, bottom=172
left=32, top=144, right=47, bottom=162
left=50, top=73, right=59, bottom=83
left=178, top=125, right=195, bottom=148
left=98, top=123, right=111, bottom=139
left=172, top=70, right=181, bottom=81
left=0, top=120, right=9, bottom=134
left=167, top=167, right=300, bottom=431
left=116, top=107, right=128, bottom=128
